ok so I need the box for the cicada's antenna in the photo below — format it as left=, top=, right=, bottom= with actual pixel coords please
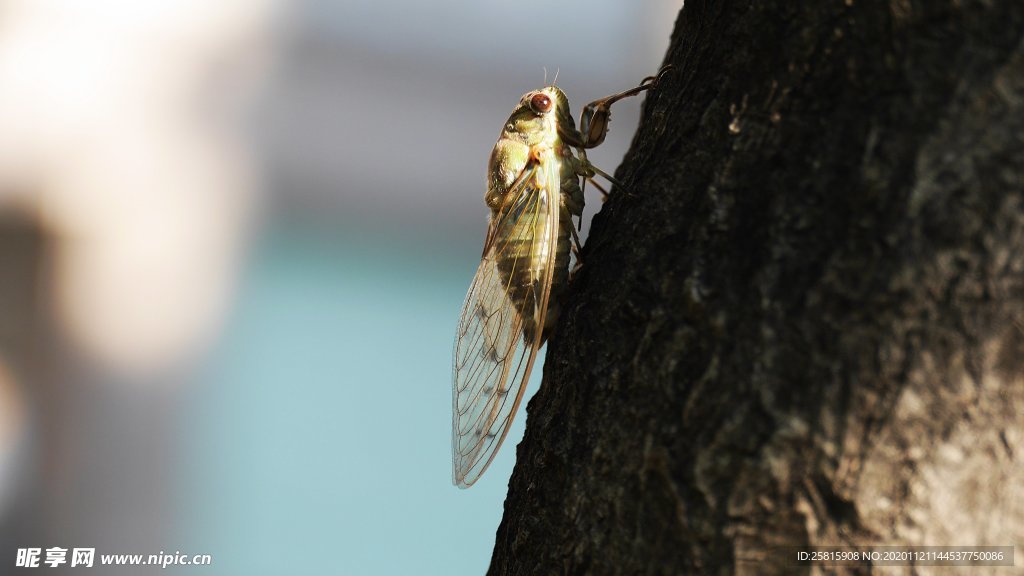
left=543, top=67, right=548, bottom=86
left=552, top=67, right=560, bottom=87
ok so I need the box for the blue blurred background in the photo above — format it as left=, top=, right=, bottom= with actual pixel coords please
left=0, top=1, right=677, bottom=573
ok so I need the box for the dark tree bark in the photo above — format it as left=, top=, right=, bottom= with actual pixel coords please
left=489, top=1, right=1024, bottom=574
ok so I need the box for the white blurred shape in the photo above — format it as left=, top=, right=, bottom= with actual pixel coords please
left=0, top=0, right=280, bottom=375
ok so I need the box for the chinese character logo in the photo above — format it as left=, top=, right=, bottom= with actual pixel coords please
left=15, top=548, right=41, bottom=568
left=71, top=548, right=96, bottom=568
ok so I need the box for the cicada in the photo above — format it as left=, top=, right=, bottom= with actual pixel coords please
left=452, top=67, right=670, bottom=488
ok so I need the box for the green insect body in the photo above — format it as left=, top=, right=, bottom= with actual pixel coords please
left=485, top=87, right=583, bottom=341
left=453, top=67, right=670, bottom=488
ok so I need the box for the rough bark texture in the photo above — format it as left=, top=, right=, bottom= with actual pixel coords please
left=489, top=1, right=1024, bottom=574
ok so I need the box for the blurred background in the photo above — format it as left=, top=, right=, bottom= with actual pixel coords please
left=0, top=0, right=678, bottom=573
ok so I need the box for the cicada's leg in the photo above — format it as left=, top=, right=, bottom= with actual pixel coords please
left=568, top=221, right=583, bottom=258
left=568, top=224, right=585, bottom=278
left=574, top=150, right=629, bottom=199
left=588, top=165, right=622, bottom=189
left=578, top=65, right=672, bottom=149
left=557, top=187, right=585, bottom=270
left=586, top=177, right=610, bottom=201
left=567, top=230, right=588, bottom=282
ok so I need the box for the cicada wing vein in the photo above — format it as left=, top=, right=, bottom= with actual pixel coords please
left=452, top=152, right=560, bottom=488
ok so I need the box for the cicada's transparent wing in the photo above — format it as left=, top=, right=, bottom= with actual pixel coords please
left=452, top=151, right=560, bottom=488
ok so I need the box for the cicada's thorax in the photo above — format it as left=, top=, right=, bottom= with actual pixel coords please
left=485, top=87, right=584, bottom=342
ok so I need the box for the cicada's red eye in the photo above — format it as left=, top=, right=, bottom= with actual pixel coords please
left=529, top=93, right=553, bottom=114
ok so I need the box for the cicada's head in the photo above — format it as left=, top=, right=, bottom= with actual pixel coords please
left=502, top=87, right=565, bottom=146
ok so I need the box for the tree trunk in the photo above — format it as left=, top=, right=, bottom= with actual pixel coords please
left=489, top=1, right=1024, bottom=574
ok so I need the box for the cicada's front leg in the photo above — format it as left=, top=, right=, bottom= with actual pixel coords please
left=565, top=66, right=673, bottom=200
left=578, top=65, right=673, bottom=149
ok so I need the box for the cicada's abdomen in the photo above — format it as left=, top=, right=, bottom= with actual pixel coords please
left=492, top=187, right=572, bottom=343
left=542, top=174, right=579, bottom=337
